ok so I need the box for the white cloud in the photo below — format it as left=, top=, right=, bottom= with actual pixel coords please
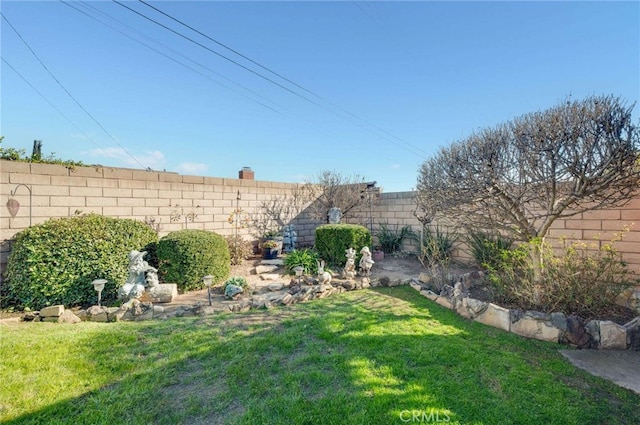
left=85, top=147, right=166, bottom=170
left=176, top=162, right=208, bottom=175
left=390, top=163, right=401, bottom=170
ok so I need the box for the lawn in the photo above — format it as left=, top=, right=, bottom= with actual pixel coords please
left=1, top=286, right=638, bottom=424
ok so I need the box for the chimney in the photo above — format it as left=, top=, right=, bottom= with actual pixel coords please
left=239, top=166, right=254, bottom=180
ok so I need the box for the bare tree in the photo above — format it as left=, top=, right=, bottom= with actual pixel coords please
left=251, top=184, right=315, bottom=237
left=415, top=95, right=640, bottom=281
left=306, top=170, right=377, bottom=224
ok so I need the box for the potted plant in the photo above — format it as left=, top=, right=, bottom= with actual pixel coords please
left=261, top=239, right=279, bottom=259
left=373, top=246, right=385, bottom=262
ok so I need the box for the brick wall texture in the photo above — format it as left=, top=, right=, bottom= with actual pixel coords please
left=2, top=160, right=639, bottom=277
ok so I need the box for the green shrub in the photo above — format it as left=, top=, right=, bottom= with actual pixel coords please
left=283, top=249, right=319, bottom=275
left=2, top=214, right=158, bottom=310
left=315, top=224, right=371, bottom=268
left=418, top=225, right=457, bottom=267
left=157, top=230, right=230, bottom=292
left=466, top=231, right=514, bottom=270
left=486, top=237, right=638, bottom=319
left=375, top=222, right=416, bottom=253
left=225, top=235, right=254, bottom=265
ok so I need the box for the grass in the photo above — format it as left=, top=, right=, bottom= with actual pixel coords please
left=1, top=286, right=638, bottom=424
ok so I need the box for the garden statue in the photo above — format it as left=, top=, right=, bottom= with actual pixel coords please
left=283, top=225, right=297, bottom=252
left=359, top=246, right=375, bottom=276
left=317, top=260, right=332, bottom=287
left=328, top=207, right=342, bottom=224
left=118, top=250, right=159, bottom=301
left=343, top=247, right=357, bottom=279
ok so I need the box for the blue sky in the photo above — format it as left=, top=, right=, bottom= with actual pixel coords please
left=2, top=1, right=638, bottom=192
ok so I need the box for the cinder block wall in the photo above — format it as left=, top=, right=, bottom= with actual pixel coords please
left=363, top=191, right=639, bottom=274
left=2, top=161, right=638, bottom=278
left=0, top=160, right=321, bottom=278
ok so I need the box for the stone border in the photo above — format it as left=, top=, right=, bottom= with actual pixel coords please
left=409, top=274, right=640, bottom=351
left=17, top=274, right=412, bottom=324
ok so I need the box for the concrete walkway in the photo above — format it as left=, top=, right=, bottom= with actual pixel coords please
left=560, top=349, right=640, bottom=394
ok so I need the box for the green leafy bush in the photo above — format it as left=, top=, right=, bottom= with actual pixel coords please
left=2, top=214, right=158, bottom=310
left=283, top=249, right=319, bottom=275
left=315, top=224, right=371, bottom=268
left=486, top=237, right=638, bottom=319
left=157, top=230, right=230, bottom=292
left=375, top=222, right=416, bottom=253
left=466, top=231, right=513, bottom=270
left=418, top=225, right=457, bottom=267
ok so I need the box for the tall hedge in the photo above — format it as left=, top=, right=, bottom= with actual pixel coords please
left=157, top=230, right=230, bottom=292
left=315, top=224, right=371, bottom=267
left=2, top=214, right=158, bottom=310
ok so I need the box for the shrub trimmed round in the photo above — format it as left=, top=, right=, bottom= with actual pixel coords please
left=157, top=230, right=230, bottom=292
left=2, top=214, right=158, bottom=310
left=315, top=224, right=371, bottom=267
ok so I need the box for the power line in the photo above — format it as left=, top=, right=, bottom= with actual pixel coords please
left=61, top=1, right=391, bottom=155
left=62, top=0, right=281, bottom=114
left=112, top=0, right=328, bottom=111
left=1, top=12, right=149, bottom=170
left=113, top=1, right=429, bottom=158
left=138, top=0, right=430, bottom=158
left=2, top=58, right=127, bottom=167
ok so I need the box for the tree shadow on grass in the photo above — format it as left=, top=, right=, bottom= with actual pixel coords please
left=4, top=287, right=639, bottom=425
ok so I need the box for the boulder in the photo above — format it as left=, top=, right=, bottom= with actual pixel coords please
left=420, top=289, right=439, bottom=301
left=58, top=309, right=81, bottom=324
left=599, top=321, right=628, bottom=350
left=255, top=265, right=279, bottom=275
left=86, top=305, right=110, bottom=322
left=510, top=310, right=563, bottom=343
left=435, top=296, right=453, bottom=310
left=143, top=284, right=178, bottom=303
left=455, top=297, right=488, bottom=319
left=475, top=303, right=510, bottom=332
left=564, top=315, right=590, bottom=348
left=40, top=305, right=64, bottom=318
left=418, top=273, right=432, bottom=284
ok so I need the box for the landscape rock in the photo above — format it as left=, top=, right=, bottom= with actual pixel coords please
left=564, top=315, right=591, bottom=348
left=624, top=317, right=640, bottom=351
left=420, top=289, right=439, bottom=301
left=260, top=274, right=281, bottom=281
left=58, top=309, right=81, bottom=324
left=418, top=273, right=431, bottom=284
left=255, top=265, right=279, bottom=275
left=86, top=305, right=110, bottom=322
left=409, top=279, right=423, bottom=292
left=435, top=296, right=453, bottom=310
left=21, top=312, right=39, bottom=322
left=342, top=281, right=356, bottom=291
left=599, top=321, right=627, bottom=350
left=510, top=310, right=563, bottom=343
left=142, top=283, right=178, bottom=303
left=455, top=297, right=488, bottom=319
left=475, top=303, right=510, bottom=332
left=40, top=305, right=64, bottom=318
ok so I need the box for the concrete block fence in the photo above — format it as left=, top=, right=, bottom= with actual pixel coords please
left=2, top=159, right=639, bottom=282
